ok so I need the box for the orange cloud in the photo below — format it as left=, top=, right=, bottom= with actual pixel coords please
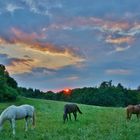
left=6, top=58, right=36, bottom=74
left=9, top=28, right=77, bottom=56
left=44, top=17, right=130, bottom=33
left=106, top=36, right=134, bottom=44
left=0, top=28, right=85, bottom=74
left=11, top=28, right=45, bottom=43
left=0, top=37, right=6, bottom=44
left=0, top=28, right=79, bottom=56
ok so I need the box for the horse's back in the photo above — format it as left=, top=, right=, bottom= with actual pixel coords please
left=126, top=104, right=140, bottom=114
left=9, top=104, right=34, bottom=119
left=64, top=103, right=77, bottom=108
left=17, top=104, right=35, bottom=115
left=64, top=104, right=78, bottom=113
left=18, top=104, right=34, bottom=111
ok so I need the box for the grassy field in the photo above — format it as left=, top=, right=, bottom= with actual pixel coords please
left=0, top=97, right=140, bottom=140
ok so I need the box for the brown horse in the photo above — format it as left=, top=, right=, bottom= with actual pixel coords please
left=63, top=104, right=82, bottom=123
left=126, top=104, right=140, bottom=120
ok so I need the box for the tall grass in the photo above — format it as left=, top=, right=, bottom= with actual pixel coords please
left=0, top=97, right=140, bottom=140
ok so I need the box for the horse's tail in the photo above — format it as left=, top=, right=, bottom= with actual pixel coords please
left=32, top=111, right=36, bottom=127
left=77, top=106, right=82, bottom=114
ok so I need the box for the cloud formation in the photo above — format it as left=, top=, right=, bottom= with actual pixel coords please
left=105, top=36, right=134, bottom=44
left=106, top=69, right=132, bottom=75
left=0, top=0, right=140, bottom=90
left=0, top=28, right=85, bottom=74
left=21, top=0, right=62, bottom=16
left=44, top=16, right=140, bottom=56
left=6, top=3, right=23, bottom=13
left=44, top=17, right=130, bottom=33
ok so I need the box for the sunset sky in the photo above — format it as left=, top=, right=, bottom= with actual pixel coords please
left=0, top=0, right=140, bottom=91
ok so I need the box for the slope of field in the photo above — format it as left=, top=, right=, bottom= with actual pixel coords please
left=0, top=97, right=140, bottom=140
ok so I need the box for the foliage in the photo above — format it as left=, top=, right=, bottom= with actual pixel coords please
left=1, top=64, right=140, bottom=106
left=0, top=64, right=18, bottom=101
left=19, top=80, right=140, bottom=107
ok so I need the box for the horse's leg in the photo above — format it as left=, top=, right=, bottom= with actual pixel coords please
left=30, top=117, right=35, bottom=130
left=126, top=110, right=130, bottom=120
left=127, top=111, right=131, bottom=120
left=9, top=119, right=14, bottom=132
left=127, top=114, right=130, bottom=120
left=25, top=117, right=28, bottom=131
left=30, top=117, right=33, bottom=125
left=66, top=114, right=68, bottom=121
left=69, top=113, right=71, bottom=121
left=63, top=114, right=66, bottom=123
left=75, top=112, right=77, bottom=121
left=136, top=113, right=139, bottom=120
left=28, top=117, right=35, bottom=129
left=32, top=113, right=36, bottom=129
left=9, top=120, right=12, bottom=128
left=73, top=112, right=77, bottom=121
left=11, top=119, right=16, bottom=135
left=73, top=112, right=75, bottom=120
left=129, top=113, right=132, bottom=120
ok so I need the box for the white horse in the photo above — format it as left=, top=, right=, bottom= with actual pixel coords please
left=0, top=104, right=35, bottom=135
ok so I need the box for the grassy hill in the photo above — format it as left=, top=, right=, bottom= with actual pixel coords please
left=0, top=97, right=140, bottom=140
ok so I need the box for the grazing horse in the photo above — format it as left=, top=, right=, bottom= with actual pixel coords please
left=0, top=104, right=35, bottom=135
left=126, top=104, right=140, bottom=120
left=63, top=104, right=82, bottom=123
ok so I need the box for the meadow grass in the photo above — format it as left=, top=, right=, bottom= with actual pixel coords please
left=0, top=97, right=140, bottom=140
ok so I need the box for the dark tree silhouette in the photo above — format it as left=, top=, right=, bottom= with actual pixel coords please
left=0, top=64, right=18, bottom=101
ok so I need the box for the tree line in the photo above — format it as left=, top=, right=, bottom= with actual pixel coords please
left=0, top=64, right=18, bottom=101
left=1, top=64, right=140, bottom=107
left=19, top=80, right=140, bottom=107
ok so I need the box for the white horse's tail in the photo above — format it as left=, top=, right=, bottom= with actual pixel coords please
left=32, top=111, right=35, bottom=127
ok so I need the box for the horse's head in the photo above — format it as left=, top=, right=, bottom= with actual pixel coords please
left=0, top=117, right=2, bottom=131
left=137, top=104, right=140, bottom=109
left=63, top=113, right=67, bottom=123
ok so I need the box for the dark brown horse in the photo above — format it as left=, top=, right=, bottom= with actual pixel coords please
left=126, top=104, right=140, bottom=120
left=63, top=104, right=82, bottom=123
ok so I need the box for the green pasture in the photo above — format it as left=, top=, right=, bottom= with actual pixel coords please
left=0, top=97, right=139, bottom=140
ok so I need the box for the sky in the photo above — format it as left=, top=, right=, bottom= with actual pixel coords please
left=0, top=0, right=140, bottom=91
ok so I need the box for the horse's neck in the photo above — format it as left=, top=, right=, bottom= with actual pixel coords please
left=0, top=115, right=4, bottom=126
left=0, top=110, right=8, bottom=126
